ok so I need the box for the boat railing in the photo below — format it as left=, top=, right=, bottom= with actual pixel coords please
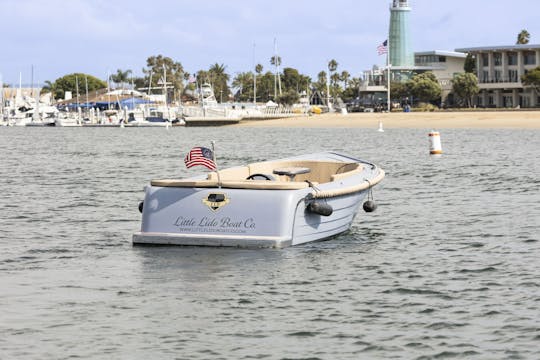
left=182, top=106, right=240, bottom=119
left=182, top=104, right=308, bottom=120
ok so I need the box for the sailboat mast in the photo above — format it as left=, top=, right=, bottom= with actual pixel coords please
left=31, top=65, right=34, bottom=98
left=0, top=73, right=3, bottom=118
left=253, top=42, right=256, bottom=105
left=273, top=38, right=277, bottom=99
left=76, top=76, right=80, bottom=110
left=85, top=75, right=89, bottom=109
left=131, top=75, right=135, bottom=110
left=274, top=38, right=281, bottom=96
left=33, top=70, right=40, bottom=123
left=107, top=70, right=111, bottom=110
left=148, top=70, right=153, bottom=95
left=163, top=64, right=167, bottom=105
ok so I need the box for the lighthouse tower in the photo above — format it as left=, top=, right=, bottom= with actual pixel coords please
left=389, top=0, right=414, bottom=68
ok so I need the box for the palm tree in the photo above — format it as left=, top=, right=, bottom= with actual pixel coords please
left=326, top=60, right=338, bottom=103
left=112, top=69, right=132, bottom=89
left=348, top=77, right=362, bottom=97
left=253, top=64, right=263, bottom=104
left=328, top=59, right=338, bottom=73
left=348, top=77, right=360, bottom=86
left=209, top=63, right=229, bottom=80
left=313, top=71, right=327, bottom=94
left=330, top=72, right=341, bottom=98
left=196, top=70, right=209, bottom=84
left=317, top=71, right=327, bottom=84
left=232, top=72, right=254, bottom=101
left=270, top=56, right=282, bottom=97
left=209, top=63, right=230, bottom=103
left=270, top=55, right=281, bottom=68
left=40, top=80, right=54, bottom=95
left=340, top=71, right=350, bottom=89
left=111, top=69, right=132, bottom=89
left=517, top=30, right=530, bottom=44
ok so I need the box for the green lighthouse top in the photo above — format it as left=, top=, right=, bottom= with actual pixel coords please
left=391, top=0, right=411, bottom=10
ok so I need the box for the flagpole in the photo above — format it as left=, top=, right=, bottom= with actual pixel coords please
left=211, top=141, right=221, bottom=188
left=387, top=42, right=391, bottom=113
left=253, top=42, right=257, bottom=106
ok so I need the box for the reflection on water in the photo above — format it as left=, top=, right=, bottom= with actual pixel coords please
left=0, top=127, right=539, bottom=359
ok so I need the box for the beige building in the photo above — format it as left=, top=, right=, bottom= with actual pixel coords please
left=455, top=44, right=540, bottom=108
left=414, top=50, right=467, bottom=104
left=360, top=50, right=466, bottom=105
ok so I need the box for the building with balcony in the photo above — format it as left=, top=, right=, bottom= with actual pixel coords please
left=455, top=45, right=540, bottom=108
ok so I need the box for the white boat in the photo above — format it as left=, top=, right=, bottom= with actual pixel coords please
left=55, top=113, right=81, bottom=127
left=133, top=152, right=385, bottom=248
left=24, top=106, right=57, bottom=126
left=8, top=104, right=57, bottom=126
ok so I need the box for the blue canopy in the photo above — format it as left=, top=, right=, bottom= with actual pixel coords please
left=66, top=102, right=94, bottom=109
left=119, top=97, right=154, bottom=110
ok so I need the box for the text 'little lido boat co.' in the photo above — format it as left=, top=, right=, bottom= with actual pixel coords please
left=133, top=145, right=385, bottom=248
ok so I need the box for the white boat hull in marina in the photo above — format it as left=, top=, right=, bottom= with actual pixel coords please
left=133, top=152, right=384, bottom=248
left=55, top=116, right=81, bottom=127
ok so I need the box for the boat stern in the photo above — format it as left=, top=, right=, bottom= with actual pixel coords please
left=133, top=184, right=305, bottom=248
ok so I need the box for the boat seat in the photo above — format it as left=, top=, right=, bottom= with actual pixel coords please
left=249, top=161, right=361, bottom=183
left=273, top=167, right=311, bottom=181
left=330, top=164, right=364, bottom=181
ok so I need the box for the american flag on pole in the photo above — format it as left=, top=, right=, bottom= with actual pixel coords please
left=184, top=147, right=217, bottom=170
left=377, top=40, right=388, bottom=55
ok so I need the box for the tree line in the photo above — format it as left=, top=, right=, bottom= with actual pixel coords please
left=38, top=28, right=540, bottom=108
left=40, top=55, right=366, bottom=106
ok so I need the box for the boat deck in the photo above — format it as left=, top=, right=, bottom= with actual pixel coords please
left=152, top=159, right=364, bottom=190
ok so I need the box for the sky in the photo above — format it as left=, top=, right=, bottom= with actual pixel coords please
left=1, top=0, right=539, bottom=86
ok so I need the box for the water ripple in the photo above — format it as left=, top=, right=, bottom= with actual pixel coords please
left=0, top=127, right=539, bottom=360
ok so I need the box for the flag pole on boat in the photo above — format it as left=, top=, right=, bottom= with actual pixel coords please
left=211, top=141, right=222, bottom=188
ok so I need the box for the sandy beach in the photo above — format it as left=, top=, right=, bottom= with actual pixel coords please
left=235, top=110, right=540, bottom=129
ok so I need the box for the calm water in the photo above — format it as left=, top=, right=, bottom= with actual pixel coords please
left=1, top=125, right=539, bottom=360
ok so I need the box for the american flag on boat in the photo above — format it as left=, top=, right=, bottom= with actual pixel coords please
left=184, top=147, right=217, bottom=170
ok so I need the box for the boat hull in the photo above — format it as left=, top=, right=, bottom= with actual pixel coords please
left=132, top=152, right=383, bottom=248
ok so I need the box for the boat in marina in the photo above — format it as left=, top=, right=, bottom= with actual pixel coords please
left=127, top=106, right=185, bottom=127
left=24, top=105, right=58, bottom=126
left=133, top=151, right=384, bottom=248
left=182, top=83, right=243, bottom=125
left=182, top=83, right=302, bottom=126
left=54, top=112, right=82, bottom=127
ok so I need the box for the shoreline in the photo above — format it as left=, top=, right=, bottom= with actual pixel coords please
left=234, top=110, right=540, bottom=129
